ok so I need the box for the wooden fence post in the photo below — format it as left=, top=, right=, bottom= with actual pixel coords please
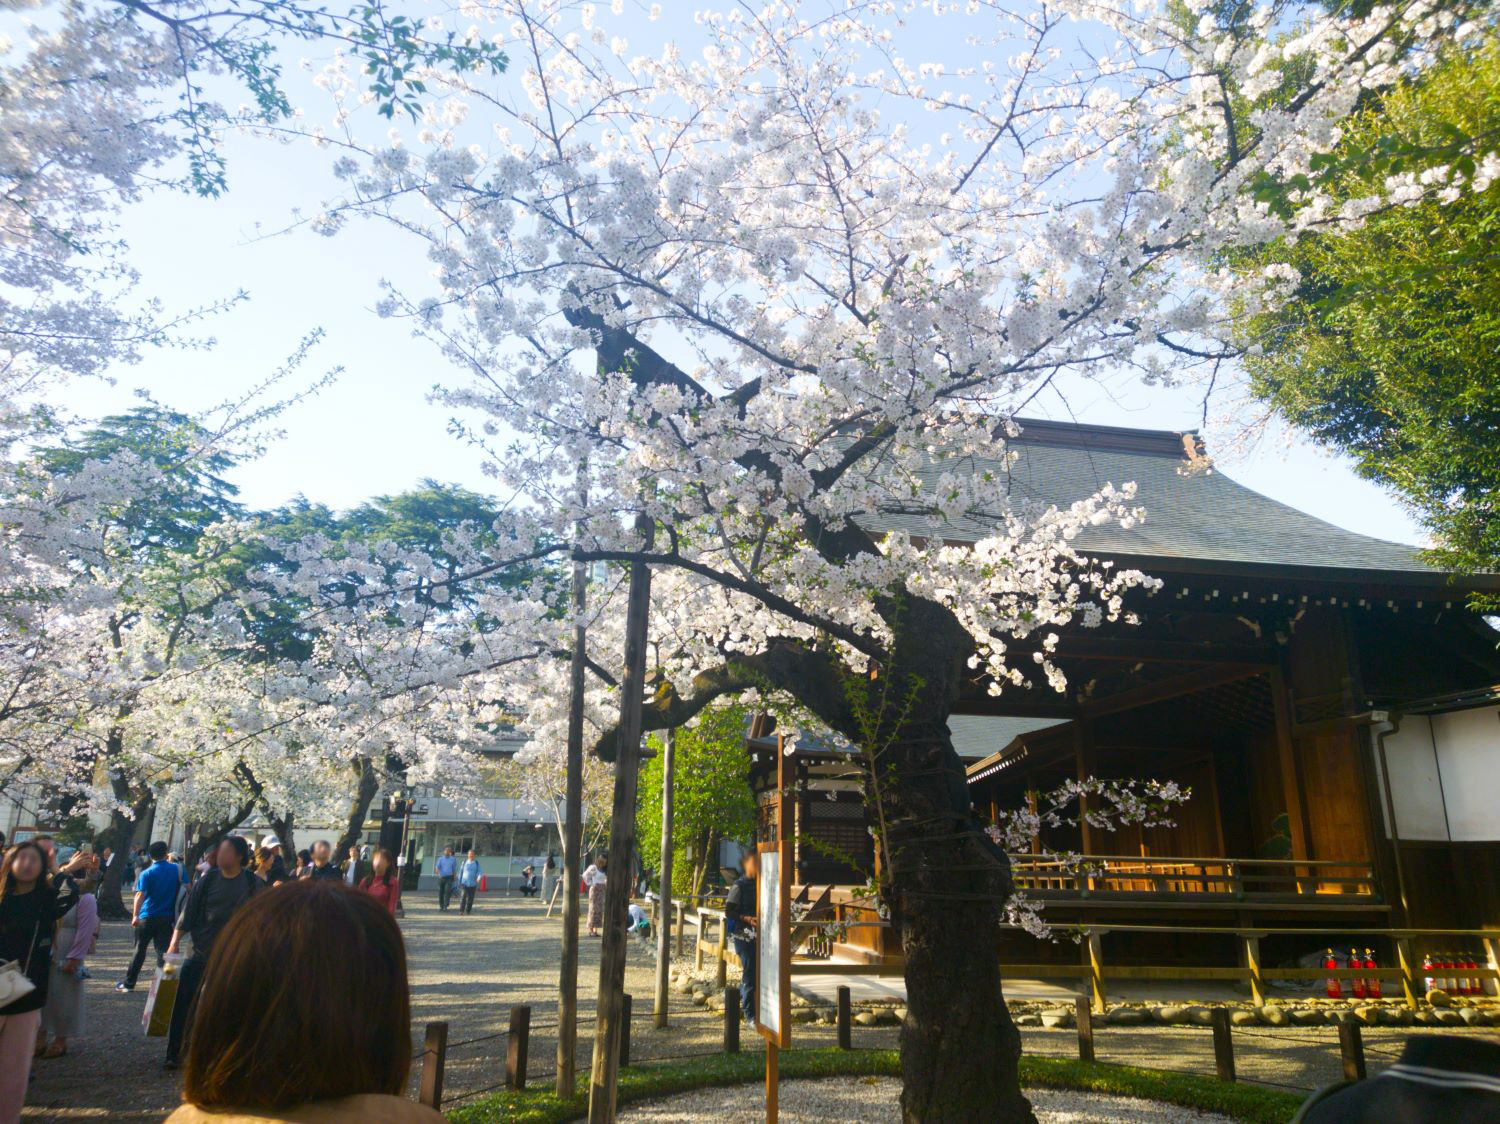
left=1396, top=937, right=1420, bottom=1011
left=620, top=993, right=632, bottom=1069
left=837, top=985, right=852, bottom=1050
left=675, top=900, right=686, bottom=956
left=715, top=915, right=728, bottom=989
left=724, top=988, right=740, bottom=1052
left=1338, top=1020, right=1367, bottom=1082
left=1243, top=934, right=1266, bottom=1007
left=1075, top=996, right=1094, bottom=1063
left=694, top=909, right=706, bottom=970
left=1085, top=930, right=1107, bottom=1014
left=1210, top=1008, right=1235, bottom=1082
left=506, top=1005, right=532, bottom=1090
left=419, top=1021, right=448, bottom=1110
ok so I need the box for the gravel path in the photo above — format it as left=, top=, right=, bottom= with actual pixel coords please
left=18, top=892, right=1499, bottom=1120
left=612, top=1078, right=1237, bottom=1122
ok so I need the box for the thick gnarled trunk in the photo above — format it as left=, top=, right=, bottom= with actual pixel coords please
left=863, top=602, right=1036, bottom=1123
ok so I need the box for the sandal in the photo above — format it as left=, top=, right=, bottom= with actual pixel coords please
left=41, top=1041, right=67, bottom=1058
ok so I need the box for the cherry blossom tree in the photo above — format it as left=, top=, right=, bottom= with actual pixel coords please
left=312, top=3, right=1495, bottom=1116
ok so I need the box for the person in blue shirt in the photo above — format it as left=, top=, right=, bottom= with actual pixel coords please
left=116, top=841, right=179, bottom=991
left=457, top=851, right=482, bottom=915
left=434, top=847, right=457, bottom=911
left=723, top=850, right=759, bottom=1023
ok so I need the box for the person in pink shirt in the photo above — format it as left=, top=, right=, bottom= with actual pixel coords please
left=38, top=872, right=100, bottom=1057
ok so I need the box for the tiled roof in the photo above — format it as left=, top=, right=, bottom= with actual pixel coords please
left=854, top=418, right=1431, bottom=575
left=948, top=715, right=1065, bottom=760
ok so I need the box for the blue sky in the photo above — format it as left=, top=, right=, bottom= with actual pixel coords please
left=56, top=3, right=1426, bottom=547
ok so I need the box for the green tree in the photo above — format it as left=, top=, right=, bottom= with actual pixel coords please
left=1234, top=36, right=1500, bottom=603
left=637, top=703, right=758, bottom=901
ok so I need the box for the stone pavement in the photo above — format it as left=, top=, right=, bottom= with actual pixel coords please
left=19, top=893, right=1500, bottom=1120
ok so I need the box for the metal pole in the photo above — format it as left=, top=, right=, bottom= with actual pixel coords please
left=587, top=513, right=654, bottom=1124
left=556, top=469, right=590, bottom=1098
left=655, top=726, right=676, bottom=1027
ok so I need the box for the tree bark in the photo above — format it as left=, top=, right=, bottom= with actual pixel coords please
left=587, top=514, right=653, bottom=1123
left=335, top=756, right=381, bottom=857
left=556, top=479, right=590, bottom=1097
left=861, top=601, right=1036, bottom=1124
left=93, top=773, right=153, bottom=920
left=653, top=726, right=674, bottom=1027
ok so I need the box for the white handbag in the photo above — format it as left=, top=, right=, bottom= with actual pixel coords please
left=0, top=922, right=41, bottom=1007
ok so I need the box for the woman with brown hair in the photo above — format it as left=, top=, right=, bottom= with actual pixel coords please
left=165, top=879, right=440, bottom=1123
left=358, top=849, right=400, bottom=916
left=0, top=841, right=91, bottom=1122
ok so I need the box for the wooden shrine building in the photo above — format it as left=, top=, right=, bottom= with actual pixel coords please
left=756, top=419, right=1500, bottom=981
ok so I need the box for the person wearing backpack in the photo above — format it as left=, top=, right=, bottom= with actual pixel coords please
left=163, top=837, right=261, bottom=1070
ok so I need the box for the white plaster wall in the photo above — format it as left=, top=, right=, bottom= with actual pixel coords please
left=1431, top=706, right=1500, bottom=842
left=1380, top=715, right=1450, bottom=841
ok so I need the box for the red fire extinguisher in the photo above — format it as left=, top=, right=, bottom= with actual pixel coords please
left=1349, top=949, right=1367, bottom=999
left=1325, top=948, right=1343, bottom=999
left=1422, top=953, right=1437, bottom=993
left=1461, top=952, right=1479, bottom=996
left=1365, top=949, right=1382, bottom=999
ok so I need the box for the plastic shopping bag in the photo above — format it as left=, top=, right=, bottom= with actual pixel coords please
left=142, top=952, right=183, bottom=1036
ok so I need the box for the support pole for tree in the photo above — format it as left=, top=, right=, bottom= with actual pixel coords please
left=556, top=472, right=590, bottom=1099
left=587, top=513, right=654, bottom=1124
left=654, top=726, right=675, bottom=1027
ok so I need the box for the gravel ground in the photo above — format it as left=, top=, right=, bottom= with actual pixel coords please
left=611, top=1078, right=1237, bottom=1122
left=19, top=892, right=1499, bottom=1120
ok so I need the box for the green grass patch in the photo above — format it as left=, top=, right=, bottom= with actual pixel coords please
left=446, top=1047, right=1305, bottom=1123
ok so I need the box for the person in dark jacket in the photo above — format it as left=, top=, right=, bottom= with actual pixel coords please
left=304, top=841, right=343, bottom=881
left=163, top=836, right=262, bottom=1069
left=722, top=850, right=758, bottom=1023
left=1293, top=1034, right=1500, bottom=1123
left=0, top=841, right=91, bottom=1119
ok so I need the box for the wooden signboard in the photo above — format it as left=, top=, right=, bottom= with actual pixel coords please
left=757, top=735, right=792, bottom=1122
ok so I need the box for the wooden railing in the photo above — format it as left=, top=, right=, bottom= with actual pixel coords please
left=1009, top=854, right=1377, bottom=899
left=790, top=921, right=1500, bottom=1014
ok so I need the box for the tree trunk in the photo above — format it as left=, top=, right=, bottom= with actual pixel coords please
left=587, top=513, right=653, bottom=1123
left=335, top=756, right=381, bottom=857
left=94, top=787, right=154, bottom=920
left=557, top=474, right=589, bottom=1097
left=896, top=844, right=1031, bottom=1122
left=857, top=602, right=1036, bottom=1123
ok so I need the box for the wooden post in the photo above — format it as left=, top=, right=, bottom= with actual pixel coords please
left=507, top=1005, right=532, bottom=1090
left=1085, top=930, right=1107, bottom=1014
left=419, top=1021, right=447, bottom=1110
left=715, top=915, right=728, bottom=989
left=1397, top=937, right=1420, bottom=1011
left=695, top=907, right=706, bottom=970
left=724, top=987, right=740, bottom=1052
left=1269, top=666, right=1312, bottom=889
left=766, top=1041, right=779, bottom=1124
left=837, top=985, right=852, bottom=1049
left=587, top=516, right=653, bottom=1124
left=1483, top=937, right=1500, bottom=999
left=676, top=898, right=686, bottom=956
left=1074, top=722, right=1097, bottom=877
left=1075, top=996, right=1094, bottom=1063
left=1210, top=1007, right=1235, bottom=1082
left=557, top=472, right=589, bottom=1098
left=1338, top=1020, right=1366, bottom=1082
left=620, top=993, right=632, bottom=1069
left=1243, top=934, right=1266, bottom=1007
left=655, top=726, right=676, bottom=1028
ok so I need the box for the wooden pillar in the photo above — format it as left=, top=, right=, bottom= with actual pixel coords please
left=1397, top=937, right=1420, bottom=1010
left=1243, top=933, right=1266, bottom=1007
left=1268, top=667, right=1311, bottom=883
left=1084, top=929, right=1107, bottom=1013
left=1075, top=720, right=1097, bottom=862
